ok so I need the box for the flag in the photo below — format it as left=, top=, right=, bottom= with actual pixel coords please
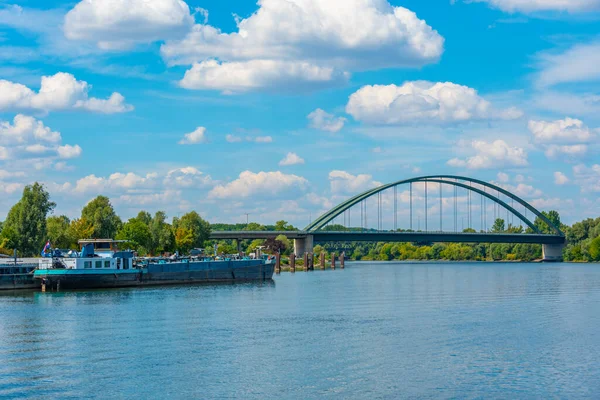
left=41, top=240, right=51, bottom=257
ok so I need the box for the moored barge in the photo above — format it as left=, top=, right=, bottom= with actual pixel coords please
left=34, top=239, right=275, bottom=290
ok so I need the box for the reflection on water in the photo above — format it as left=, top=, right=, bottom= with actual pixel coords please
left=1, top=262, right=599, bottom=398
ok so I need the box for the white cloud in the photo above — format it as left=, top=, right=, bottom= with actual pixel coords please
left=530, top=197, right=573, bottom=210
left=64, top=0, right=194, bottom=50
left=0, top=181, right=23, bottom=194
left=57, top=144, right=83, bottom=159
left=279, top=152, right=305, bottom=166
left=162, top=0, right=444, bottom=68
left=528, top=117, right=593, bottom=143
left=554, top=171, right=569, bottom=185
left=226, top=134, right=242, bottom=143
left=329, top=170, right=382, bottom=194
left=533, top=92, right=600, bottom=117
left=74, top=171, right=158, bottom=193
left=0, top=114, right=61, bottom=145
left=573, top=164, right=600, bottom=192
left=535, top=42, right=600, bottom=88
left=0, top=170, right=25, bottom=180
left=346, top=81, right=522, bottom=124
left=178, top=127, right=207, bottom=144
left=165, top=167, right=212, bottom=187
left=472, top=0, right=600, bottom=13
left=494, top=182, right=543, bottom=198
left=497, top=172, right=509, bottom=182
left=307, top=109, right=346, bottom=132
left=447, top=139, right=528, bottom=169
left=0, top=73, right=133, bottom=114
left=179, top=59, right=348, bottom=93
left=208, top=171, right=308, bottom=199
left=544, top=144, right=587, bottom=159
left=226, top=134, right=272, bottom=143
left=25, top=144, right=51, bottom=154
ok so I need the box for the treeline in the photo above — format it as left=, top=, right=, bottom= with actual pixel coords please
left=1, top=183, right=599, bottom=262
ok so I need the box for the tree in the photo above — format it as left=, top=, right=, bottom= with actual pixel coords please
left=243, top=222, right=266, bottom=231
left=67, top=218, right=94, bottom=247
left=534, top=210, right=561, bottom=234
left=47, top=215, right=71, bottom=249
left=173, top=211, right=211, bottom=252
left=1, top=183, right=55, bottom=256
left=590, top=237, right=600, bottom=262
left=135, top=211, right=152, bottom=226
left=81, top=196, right=122, bottom=239
left=264, top=236, right=288, bottom=253
left=491, top=218, right=505, bottom=233
left=274, top=220, right=297, bottom=231
left=149, top=211, right=175, bottom=255
left=116, top=218, right=152, bottom=254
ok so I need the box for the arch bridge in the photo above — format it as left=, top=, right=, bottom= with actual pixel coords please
left=211, top=175, right=566, bottom=261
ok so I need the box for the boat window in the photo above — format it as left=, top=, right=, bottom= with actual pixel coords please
left=104, top=260, right=111, bottom=268
left=95, top=260, right=102, bottom=269
left=84, top=261, right=92, bottom=269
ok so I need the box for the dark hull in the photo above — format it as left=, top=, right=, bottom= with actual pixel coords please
left=35, top=260, right=275, bottom=290
left=0, top=274, right=38, bottom=290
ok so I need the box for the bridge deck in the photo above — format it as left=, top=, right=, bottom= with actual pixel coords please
left=211, top=231, right=565, bottom=245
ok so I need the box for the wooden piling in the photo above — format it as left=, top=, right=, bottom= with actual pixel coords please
left=303, top=253, right=309, bottom=271
left=290, top=253, right=296, bottom=273
left=41, top=279, right=46, bottom=292
left=331, top=253, right=336, bottom=270
left=275, top=252, right=281, bottom=274
left=320, top=252, right=325, bottom=269
left=340, top=252, right=345, bottom=269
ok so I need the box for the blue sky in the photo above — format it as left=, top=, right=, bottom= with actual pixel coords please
left=0, top=0, right=599, bottom=228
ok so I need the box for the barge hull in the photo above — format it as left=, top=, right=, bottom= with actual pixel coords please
left=35, top=260, right=275, bottom=290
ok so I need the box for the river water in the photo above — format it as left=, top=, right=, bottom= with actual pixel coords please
left=1, top=262, right=599, bottom=399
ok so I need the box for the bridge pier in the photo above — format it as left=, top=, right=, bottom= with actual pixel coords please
left=294, top=235, right=313, bottom=257
left=542, top=243, right=564, bottom=262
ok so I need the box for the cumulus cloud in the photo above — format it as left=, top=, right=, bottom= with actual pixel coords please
left=74, top=172, right=158, bottom=193
left=329, top=170, right=382, bottom=194
left=528, top=117, right=593, bottom=143
left=497, top=172, right=509, bottom=182
left=162, top=0, right=444, bottom=92
left=0, top=73, right=133, bottom=114
left=346, top=81, right=522, bottom=124
left=447, top=140, right=528, bottom=169
left=178, top=127, right=207, bottom=144
left=493, top=182, right=543, bottom=198
left=533, top=92, right=600, bottom=117
left=165, top=167, right=212, bottom=187
left=64, top=0, right=194, bottom=50
left=554, top=171, right=569, bottom=185
left=307, top=109, right=346, bottom=132
left=57, top=144, right=83, bottom=159
left=544, top=144, right=588, bottom=159
left=208, top=171, right=308, bottom=199
left=535, top=42, right=600, bottom=88
left=179, top=60, right=348, bottom=93
left=573, top=164, right=600, bottom=192
left=279, top=152, right=305, bottom=166
left=0, top=115, right=82, bottom=161
left=0, top=114, right=61, bottom=145
left=471, top=0, right=600, bottom=13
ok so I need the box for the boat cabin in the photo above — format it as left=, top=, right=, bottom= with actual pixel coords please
left=38, top=239, right=135, bottom=271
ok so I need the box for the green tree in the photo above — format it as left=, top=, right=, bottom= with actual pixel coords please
left=81, top=196, right=122, bottom=239
left=67, top=218, right=94, bottom=247
left=116, top=218, right=152, bottom=254
left=46, top=215, right=71, bottom=249
left=274, top=220, right=297, bottom=231
left=173, top=211, right=211, bottom=251
left=589, top=237, right=600, bottom=262
left=1, top=183, right=55, bottom=256
left=491, top=218, right=506, bottom=233
left=243, top=222, right=266, bottom=231
left=135, top=211, right=152, bottom=226
left=149, top=211, right=175, bottom=254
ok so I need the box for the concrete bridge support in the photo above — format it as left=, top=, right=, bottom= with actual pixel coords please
left=294, top=235, right=314, bottom=257
left=542, top=244, right=564, bottom=262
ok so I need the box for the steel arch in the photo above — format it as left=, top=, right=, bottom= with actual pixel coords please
left=305, top=175, right=563, bottom=236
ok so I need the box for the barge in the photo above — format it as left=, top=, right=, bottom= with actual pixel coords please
left=0, top=263, right=38, bottom=290
left=34, top=239, right=275, bottom=290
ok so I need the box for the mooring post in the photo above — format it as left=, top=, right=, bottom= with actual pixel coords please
left=13, top=248, right=17, bottom=266
left=320, top=252, right=325, bottom=269
left=303, top=253, right=309, bottom=271
left=275, top=252, right=281, bottom=274
left=340, top=252, right=345, bottom=269
left=56, top=280, right=60, bottom=292
left=309, top=253, right=315, bottom=270
left=331, top=253, right=336, bottom=270
left=41, top=278, right=46, bottom=292
left=290, top=253, right=296, bottom=273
